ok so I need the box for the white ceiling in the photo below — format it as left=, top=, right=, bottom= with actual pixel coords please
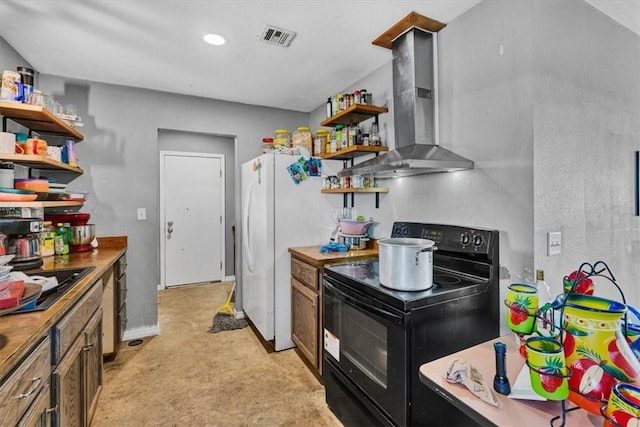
left=0, top=0, right=638, bottom=113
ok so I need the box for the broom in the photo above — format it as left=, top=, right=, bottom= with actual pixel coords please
left=208, top=282, right=248, bottom=333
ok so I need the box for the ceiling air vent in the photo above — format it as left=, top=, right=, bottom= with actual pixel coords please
left=260, top=24, right=296, bottom=47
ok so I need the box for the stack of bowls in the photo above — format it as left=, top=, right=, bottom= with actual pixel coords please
left=14, top=179, right=49, bottom=200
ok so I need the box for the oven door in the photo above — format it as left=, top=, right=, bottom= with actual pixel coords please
left=323, top=275, right=407, bottom=426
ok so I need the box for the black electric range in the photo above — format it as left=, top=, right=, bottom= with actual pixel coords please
left=322, top=222, right=500, bottom=427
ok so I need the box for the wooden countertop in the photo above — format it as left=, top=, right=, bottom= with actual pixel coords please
left=288, top=245, right=378, bottom=267
left=418, top=334, right=603, bottom=426
left=0, top=236, right=127, bottom=379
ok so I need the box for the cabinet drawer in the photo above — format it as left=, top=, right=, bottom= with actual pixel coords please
left=291, top=258, right=318, bottom=290
left=52, top=279, right=102, bottom=364
left=115, top=253, right=127, bottom=278
left=117, top=273, right=127, bottom=310
left=0, top=336, right=51, bottom=426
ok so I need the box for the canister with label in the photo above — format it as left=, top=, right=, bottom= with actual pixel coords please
left=274, top=129, right=291, bottom=147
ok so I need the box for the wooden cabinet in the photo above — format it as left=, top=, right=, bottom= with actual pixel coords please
left=289, top=247, right=378, bottom=379
left=102, top=252, right=127, bottom=360
left=51, top=280, right=103, bottom=427
left=291, top=258, right=320, bottom=370
left=0, top=336, right=51, bottom=426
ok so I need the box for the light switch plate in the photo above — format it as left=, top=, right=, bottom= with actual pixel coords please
left=137, top=208, right=146, bottom=221
left=547, top=231, right=561, bottom=256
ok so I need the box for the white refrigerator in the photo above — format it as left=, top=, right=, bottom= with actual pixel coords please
left=241, top=153, right=342, bottom=351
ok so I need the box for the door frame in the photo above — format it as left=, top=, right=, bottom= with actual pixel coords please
left=159, top=150, right=226, bottom=290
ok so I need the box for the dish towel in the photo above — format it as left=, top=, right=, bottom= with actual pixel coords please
left=444, top=358, right=499, bottom=407
left=319, top=243, right=349, bottom=253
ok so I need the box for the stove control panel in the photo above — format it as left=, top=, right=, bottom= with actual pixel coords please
left=391, top=222, right=496, bottom=254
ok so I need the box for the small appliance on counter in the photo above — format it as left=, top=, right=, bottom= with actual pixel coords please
left=0, top=218, right=44, bottom=271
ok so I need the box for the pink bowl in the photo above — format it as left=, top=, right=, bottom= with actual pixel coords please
left=339, top=219, right=374, bottom=235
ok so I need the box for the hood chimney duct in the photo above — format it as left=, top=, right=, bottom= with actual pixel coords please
left=338, top=12, right=474, bottom=178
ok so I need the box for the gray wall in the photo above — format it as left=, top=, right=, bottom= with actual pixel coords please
left=0, top=35, right=307, bottom=335
left=311, top=0, right=640, bottom=333
left=311, top=0, right=535, bottom=334
left=532, top=0, right=640, bottom=303
left=35, top=77, right=307, bottom=336
left=2, top=0, right=639, bottom=338
left=158, top=130, right=235, bottom=276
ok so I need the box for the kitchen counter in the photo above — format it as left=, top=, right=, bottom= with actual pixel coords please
left=0, top=236, right=127, bottom=378
left=418, top=334, right=603, bottom=426
left=287, top=244, right=378, bottom=266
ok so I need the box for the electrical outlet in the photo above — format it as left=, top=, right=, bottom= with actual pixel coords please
left=137, top=208, right=146, bottom=221
left=547, top=231, right=561, bottom=256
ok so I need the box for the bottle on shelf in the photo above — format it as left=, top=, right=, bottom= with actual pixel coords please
left=534, top=269, right=553, bottom=335
left=371, top=122, right=381, bottom=146
left=39, top=221, right=55, bottom=257
left=335, top=125, right=345, bottom=151
left=329, top=129, right=337, bottom=153
left=54, top=223, right=70, bottom=255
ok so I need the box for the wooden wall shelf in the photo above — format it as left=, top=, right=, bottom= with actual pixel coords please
left=0, top=101, right=84, bottom=140
left=321, top=104, right=388, bottom=127
left=0, top=153, right=84, bottom=173
left=320, top=145, right=388, bottom=161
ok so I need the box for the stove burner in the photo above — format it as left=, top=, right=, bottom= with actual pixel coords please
left=433, top=274, right=462, bottom=286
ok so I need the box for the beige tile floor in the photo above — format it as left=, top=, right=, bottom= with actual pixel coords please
left=91, top=281, right=342, bottom=427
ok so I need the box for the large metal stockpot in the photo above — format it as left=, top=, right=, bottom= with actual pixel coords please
left=378, top=238, right=437, bottom=291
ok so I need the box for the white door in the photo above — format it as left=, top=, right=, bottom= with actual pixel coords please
left=160, top=151, right=225, bottom=288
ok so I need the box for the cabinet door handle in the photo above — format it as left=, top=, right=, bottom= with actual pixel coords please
left=16, top=377, right=42, bottom=399
left=46, top=404, right=59, bottom=414
left=83, top=343, right=95, bottom=352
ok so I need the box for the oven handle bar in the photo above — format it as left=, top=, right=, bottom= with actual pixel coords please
left=324, top=279, right=404, bottom=325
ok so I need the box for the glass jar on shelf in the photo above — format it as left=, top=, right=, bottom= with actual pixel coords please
left=274, top=129, right=291, bottom=147
left=314, top=129, right=328, bottom=156
left=292, top=126, right=312, bottom=155
left=370, top=122, right=381, bottom=146
left=262, top=137, right=274, bottom=153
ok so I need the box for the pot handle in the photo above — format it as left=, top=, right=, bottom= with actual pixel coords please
left=415, top=246, right=438, bottom=265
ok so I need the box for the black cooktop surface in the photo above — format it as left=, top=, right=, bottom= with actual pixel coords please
left=324, top=259, right=491, bottom=311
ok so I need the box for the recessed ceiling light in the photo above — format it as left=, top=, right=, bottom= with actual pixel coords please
left=204, top=33, right=226, bottom=46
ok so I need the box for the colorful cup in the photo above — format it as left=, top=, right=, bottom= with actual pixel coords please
left=525, top=336, right=569, bottom=400
left=603, top=383, right=640, bottom=427
left=505, top=283, right=538, bottom=335
left=563, top=270, right=594, bottom=295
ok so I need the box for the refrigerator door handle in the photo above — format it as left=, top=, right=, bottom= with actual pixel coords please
left=242, top=185, right=254, bottom=273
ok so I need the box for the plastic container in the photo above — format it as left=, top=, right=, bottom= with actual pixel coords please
left=17, top=67, right=34, bottom=100
left=16, top=67, right=34, bottom=87
left=40, top=221, right=55, bottom=257
left=262, top=137, right=274, bottom=153
left=54, top=223, right=70, bottom=255
left=274, top=129, right=291, bottom=147
left=314, top=129, right=328, bottom=156
left=292, top=126, right=312, bottom=155
left=0, top=162, right=14, bottom=188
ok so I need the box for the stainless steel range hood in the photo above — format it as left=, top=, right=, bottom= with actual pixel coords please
left=338, top=17, right=473, bottom=178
